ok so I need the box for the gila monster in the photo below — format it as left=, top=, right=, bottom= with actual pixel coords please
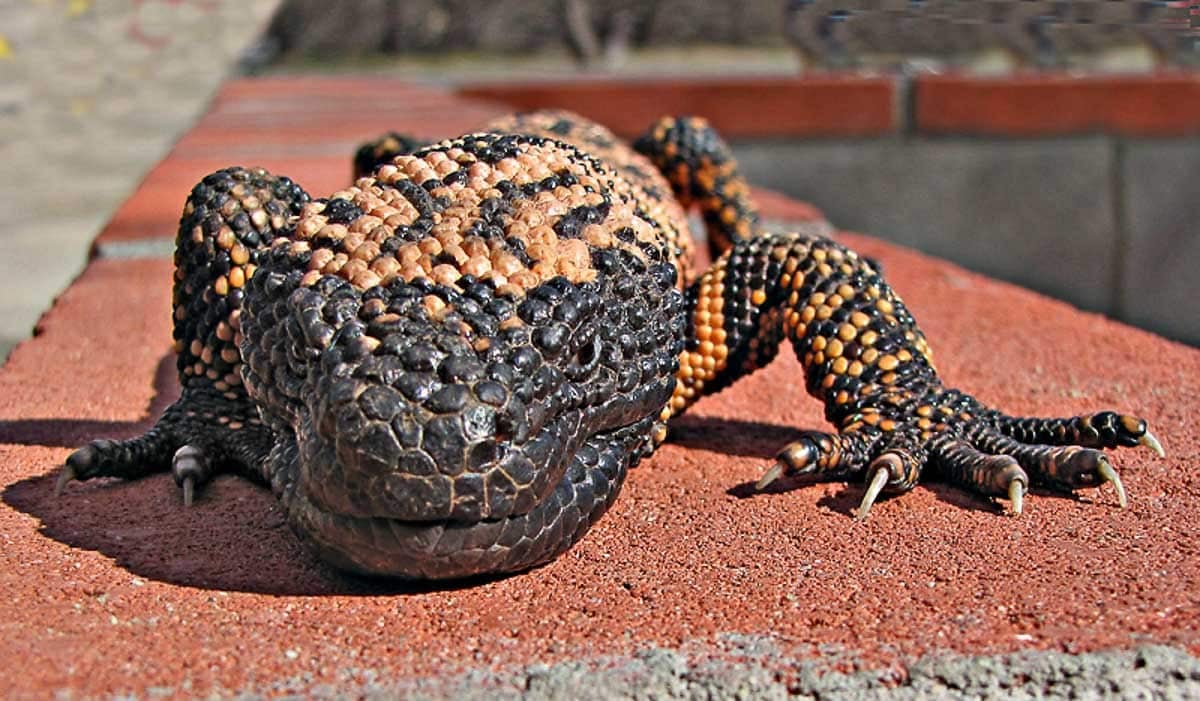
left=58, top=110, right=1163, bottom=580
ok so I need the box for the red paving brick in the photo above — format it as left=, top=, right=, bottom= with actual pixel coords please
left=460, top=75, right=898, bottom=138
left=97, top=77, right=510, bottom=245
left=95, top=77, right=823, bottom=247
left=3, top=77, right=1198, bottom=697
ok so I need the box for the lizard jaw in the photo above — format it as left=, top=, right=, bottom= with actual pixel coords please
left=281, top=415, right=655, bottom=580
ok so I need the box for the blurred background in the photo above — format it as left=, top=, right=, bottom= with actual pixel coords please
left=1, top=0, right=1197, bottom=363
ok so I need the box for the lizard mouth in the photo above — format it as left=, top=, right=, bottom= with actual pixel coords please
left=281, top=414, right=657, bottom=580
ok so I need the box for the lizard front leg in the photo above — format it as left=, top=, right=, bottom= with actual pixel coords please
left=58, top=167, right=310, bottom=503
left=632, top=114, right=1161, bottom=517
left=667, top=230, right=1162, bottom=517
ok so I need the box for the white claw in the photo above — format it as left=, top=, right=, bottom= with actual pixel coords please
left=54, top=465, right=76, bottom=497
left=1096, top=458, right=1127, bottom=509
left=756, top=463, right=785, bottom=491
left=172, top=444, right=208, bottom=506
left=855, top=467, right=890, bottom=521
left=1139, top=431, right=1165, bottom=458
left=182, top=476, right=195, bottom=507
left=1008, top=479, right=1025, bottom=516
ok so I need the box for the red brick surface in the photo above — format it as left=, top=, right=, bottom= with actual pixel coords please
left=460, top=76, right=898, bottom=138
left=915, top=72, right=1200, bottom=137
left=95, top=76, right=824, bottom=247
left=96, top=77, right=510, bottom=245
left=2, top=77, right=1198, bottom=697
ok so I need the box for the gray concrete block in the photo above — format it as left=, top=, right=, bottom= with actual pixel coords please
left=733, top=137, right=1118, bottom=314
left=1120, top=140, right=1200, bottom=346
left=0, top=0, right=283, bottom=362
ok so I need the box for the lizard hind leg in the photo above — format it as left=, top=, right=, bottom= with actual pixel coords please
left=352, top=132, right=427, bottom=179
left=60, top=167, right=309, bottom=503
left=633, top=115, right=761, bottom=258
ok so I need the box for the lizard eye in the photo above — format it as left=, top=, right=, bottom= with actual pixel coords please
left=566, top=334, right=601, bottom=380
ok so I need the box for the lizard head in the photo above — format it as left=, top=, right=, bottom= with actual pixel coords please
left=244, top=194, right=685, bottom=579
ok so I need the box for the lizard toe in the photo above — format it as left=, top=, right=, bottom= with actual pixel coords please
left=930, top=434, right=1028, bottom=515
left=171, top=444, right=213, bottom=507
left=972, top=431, right=1129, bottom=509
left=757, top=429, right=878, bottom=491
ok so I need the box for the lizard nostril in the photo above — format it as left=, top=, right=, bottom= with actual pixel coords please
left=577, top=336, right=598, bottom=367
left=567, top=335, right=602, bottom=380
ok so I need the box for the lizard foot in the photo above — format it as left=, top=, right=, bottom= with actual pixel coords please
left=757, top=427, right=928, bottom=519
left=59, top=165, right=303, bottom=501
left=58, top=389, right=273, bottom=503
left=756, top=403, right=1161, bottom=518
left=963, top=409, right=1163, bottom=512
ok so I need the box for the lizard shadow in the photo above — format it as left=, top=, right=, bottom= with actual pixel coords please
left=667, top=413, right=807, bottom=459
left=0, top=353, right=490, bottom=596
left=8, top=394, right=800, bottom=594
left=725, top=469, right=1004, bottom=518
left=1, top=471, right=482, bottom=596
left=8, top=361, right=1050, bottom=594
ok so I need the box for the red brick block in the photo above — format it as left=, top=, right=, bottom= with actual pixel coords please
left=460, top=76, right=898, bottom=138
left=3, top=75, right=1198, bottom=699
left=916, top=72, right=1200, bottom=136
left=3, top=236, right=1196, bottom=698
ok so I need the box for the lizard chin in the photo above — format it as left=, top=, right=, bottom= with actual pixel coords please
left=278, top=414, right=658, bottom=580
